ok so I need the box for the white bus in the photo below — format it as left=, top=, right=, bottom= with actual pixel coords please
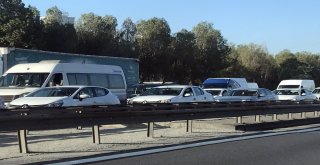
left=0, top=61, right=127, bottom=103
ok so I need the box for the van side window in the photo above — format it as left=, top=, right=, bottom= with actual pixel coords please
left=89, top=74, right=109, bottom=88
left=67, top=73, right=125, bottom=89
left=108, top=74, right=125, bottom=89
left=46, top=73, right=63, bottom=87
left=67, top=73, right=89, bottom=85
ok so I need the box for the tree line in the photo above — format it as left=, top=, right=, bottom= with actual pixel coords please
left=1, top=0, right=320, bottom=89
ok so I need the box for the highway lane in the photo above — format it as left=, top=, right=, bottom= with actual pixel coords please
left=72, top=128, right=320, bottom=165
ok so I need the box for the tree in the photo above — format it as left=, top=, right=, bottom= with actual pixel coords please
left=75, top=13, right=118, bottom=55
left=236, top=44, right=277, bottom=88
left=40, top=6, right=77, bottom=53
left=170, top=29, right=196, bottom=83
left=0, top=0, right=42, bottom=48
left=117, top=18, right=137, bottom=58
left=42, top=6, right=63, bottom=25
left=275, top=50, right=312, bottom=82
left=192, top=22, right=230, bottom=82
left=136, top=17, right=171, bottom=81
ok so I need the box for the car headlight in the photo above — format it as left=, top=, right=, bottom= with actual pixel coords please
left=159, top=99, right=171, bottom=103
left=127, top=98, right=133, bottom=104
left=47, top=100, right=63, bottom=107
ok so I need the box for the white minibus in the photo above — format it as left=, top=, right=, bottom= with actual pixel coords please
left=0, top=61, right=127, bottom=103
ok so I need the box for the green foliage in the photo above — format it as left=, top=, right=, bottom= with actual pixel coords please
left=170, top=29, right=196, bottom=83
left=75, top=13, right=118, bottom=55
left=39, top=6, right=77, bottom=53
left=136, top=17, right=171, bottom=81
left=192, top=22, right=230, bottom=81
left=0, top=0, right=42, bottom=48
left=43, top=6, right=63, bottom=25
left=117, top=18, right=137, bottom=58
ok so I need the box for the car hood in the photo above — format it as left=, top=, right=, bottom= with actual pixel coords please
left=215, top=96, right=255, bottom=102
left=0, top=87, right=38, bottom=96
left=129, top=95, right=176, bottom=103
left=9, top=97, right=65, bottom=106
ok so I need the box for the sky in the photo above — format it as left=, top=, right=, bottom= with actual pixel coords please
left=22, top=0, right=320, bottom=55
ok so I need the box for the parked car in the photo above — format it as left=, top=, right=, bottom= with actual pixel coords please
left=274, top=88, right=316, bottom=101
left=214, top=88, right=276, bottom=102
left=127, top=85, right=214, bottom=104
left=312, top=87, right=320, bottom=100
left=7, top=86, right=120, bottom=108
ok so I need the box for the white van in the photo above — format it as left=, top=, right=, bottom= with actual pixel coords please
left=275, top=79, right=316, bottom=101
left=0, top=61, right=127, bottom=103
left=277, top=80, right=315, bottom=91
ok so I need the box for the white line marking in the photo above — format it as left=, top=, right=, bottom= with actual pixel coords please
left=49, top=127, right=320, bottom=165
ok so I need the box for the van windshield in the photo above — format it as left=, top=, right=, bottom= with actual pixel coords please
left=278, top=85, right=300, bottom=89
left=0, top=73, right=49, bottom=87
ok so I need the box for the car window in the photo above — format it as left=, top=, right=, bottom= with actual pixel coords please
left=75, top=87, right=94, bottom=98
left=183, top=88, right=194, bottom=96
left=28, top=87, right=78, bottom=97
left=94, top=87, right=109, bottom=97
left=193, top=87, right=204, bottom=96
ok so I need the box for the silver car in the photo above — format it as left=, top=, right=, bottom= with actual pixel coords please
left=215, top=88, right=276, bottom=102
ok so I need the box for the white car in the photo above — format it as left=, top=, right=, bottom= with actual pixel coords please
left=7, top=86, right=120, bottom=108
left=127, top=85, right=214, bottom=104
left=274, top=88, right=316, bottom=101
left=312, top=87, right=320, bottom=100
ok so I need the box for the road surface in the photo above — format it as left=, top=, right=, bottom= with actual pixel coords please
left=51, top=127, right=320, bottom=165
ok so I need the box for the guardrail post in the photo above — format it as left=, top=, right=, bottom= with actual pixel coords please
left=237, top=116, right=242, bottom=124
left=301, top=112, right=306, bottom=118
left=273, top=114, right=278, bottom=121
left=18, top=129, right=28, bottom=153
left=255, top=115, right=260, bottom=122
left=187, top=120, right=192, bottom=133
left=315, top=111, right=318, bottom=117
left=288, top=113, right=292, bottom=119
left=147, top=122, right=154, bottom=138
left=92, top=125, right=100, bottom=144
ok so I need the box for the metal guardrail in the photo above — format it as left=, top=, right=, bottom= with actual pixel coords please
left=1, top=100, right=320, bottom=153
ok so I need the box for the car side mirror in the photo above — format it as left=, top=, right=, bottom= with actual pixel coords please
left=79, top=94, right=90, bottom=101
left=301, top=93, right=306, bottom=96
left=259, top=94, right=266, bottom=97
left=184, top=93, right=191, bottom=97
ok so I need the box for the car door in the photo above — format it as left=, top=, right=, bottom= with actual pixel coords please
left=73, top=87, right=97, bottom=106
left=92, top=87, right=117, bottom=105
left=192, top=87, right=207, bottom=102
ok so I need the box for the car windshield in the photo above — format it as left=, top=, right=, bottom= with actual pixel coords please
left=230, top=90, right=258, bottom=96
left=0, top=73, right=49, bottom=87
left=127, top=84, right=162, bottom=95
left=274, top=89, right=300, bottom=95
left=312, top=89, right=320, bottom=94
left=141, top=87, right=183, bottom=96
left=27, top=87, right=79, bottom=97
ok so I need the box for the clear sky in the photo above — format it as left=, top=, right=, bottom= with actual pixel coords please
left=22, top=0, right=320, bottom=55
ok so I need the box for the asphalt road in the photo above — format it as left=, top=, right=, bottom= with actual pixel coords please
left=78, top=128, right=320, bottom=165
